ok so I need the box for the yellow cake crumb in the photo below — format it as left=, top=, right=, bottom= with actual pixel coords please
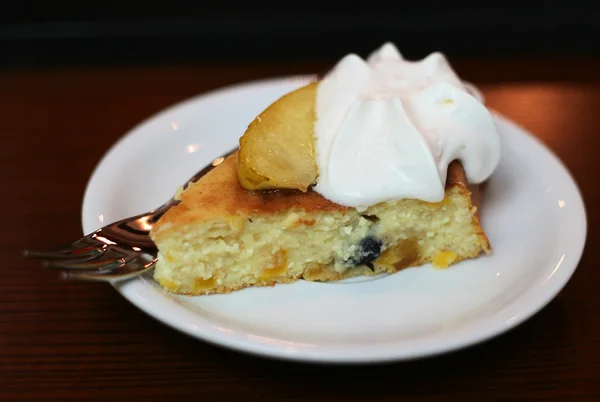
left=432, top=251, right=458, bottom=268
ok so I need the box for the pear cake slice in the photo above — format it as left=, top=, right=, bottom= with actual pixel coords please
left=150, top=98, right=491, bottom=295
left=150, top=49, right=495, bottom=295
left=151, top=150, right=489, bottom=295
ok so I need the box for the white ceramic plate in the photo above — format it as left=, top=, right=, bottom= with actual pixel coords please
left=82, top=76, right=587, bottom=364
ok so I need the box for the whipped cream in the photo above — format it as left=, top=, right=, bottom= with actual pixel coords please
left=313, top=42, right=501, bottom=209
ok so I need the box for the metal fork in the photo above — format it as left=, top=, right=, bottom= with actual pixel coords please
left=23, top=150, right=235, bottom=282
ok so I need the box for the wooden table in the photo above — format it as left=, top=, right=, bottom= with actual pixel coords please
left=2, top=59, right=598, bottom=401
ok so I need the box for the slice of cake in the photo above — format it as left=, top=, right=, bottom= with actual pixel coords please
left=149, top=42, right=500, bottom=295
left=150, top=152, right=489, bottom=295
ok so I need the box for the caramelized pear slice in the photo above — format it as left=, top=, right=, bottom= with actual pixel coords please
left=237, top=82, right=319, bottom=192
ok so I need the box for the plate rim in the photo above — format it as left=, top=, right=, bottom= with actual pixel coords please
left=81, top=76, right=588, bottom=364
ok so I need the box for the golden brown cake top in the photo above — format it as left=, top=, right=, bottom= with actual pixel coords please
left=151, top=151, right=469, bottom=239
left=152, top=152, right=347, bottom=237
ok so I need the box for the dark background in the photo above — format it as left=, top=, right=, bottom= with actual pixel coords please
left=2, top=3, right=600, bottom=401
left=2, top=1, right=600, bottom=69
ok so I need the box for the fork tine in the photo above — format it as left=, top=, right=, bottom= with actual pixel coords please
left=23, top=236, right=106, bottom=260
left=23, top=245, right=107, bottom=260
left=43, top=255, right=132, bottom=271
left=62, top=258, right=157, bottom=281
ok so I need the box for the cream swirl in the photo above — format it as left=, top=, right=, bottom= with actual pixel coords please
left=313, top=42, right=501, bottom=209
